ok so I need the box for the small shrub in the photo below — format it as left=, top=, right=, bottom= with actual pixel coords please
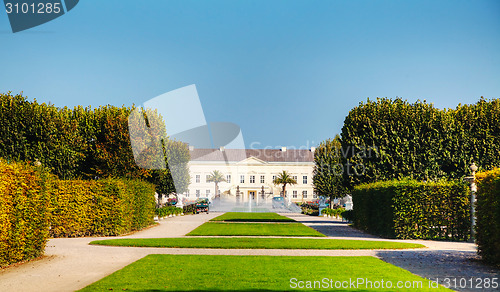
left=156, top=206, right=183, bottom=217
left=183, top=203, right=196, bottom=215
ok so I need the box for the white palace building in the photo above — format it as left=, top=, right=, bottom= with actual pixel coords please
left=185, top=146, right=317, bottom=204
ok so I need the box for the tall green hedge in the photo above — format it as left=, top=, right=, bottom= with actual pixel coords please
left=340, top=97, right=500, bottom=188
left=0, top=160, right=51, bottom=267
left=0, top=92, right=190, bottom=195
left=475, top=168, right=500, bottom=266
left=352, top=179, right=470, bottom=240
left=48, top=178, right=156, bottom=237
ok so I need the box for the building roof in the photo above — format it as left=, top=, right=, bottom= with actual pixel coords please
left=189, top=148, right=314, bottom=163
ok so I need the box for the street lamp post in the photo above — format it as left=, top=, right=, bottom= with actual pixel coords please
left=464, top=163, right=478, bottom=242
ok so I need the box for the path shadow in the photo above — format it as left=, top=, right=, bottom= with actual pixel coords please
left=292, top=217, right=380, bottom=239
left=376, top=250, right=500, bottom=292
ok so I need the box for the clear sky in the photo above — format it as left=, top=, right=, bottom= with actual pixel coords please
left=1, top=0, right=499, bottom=149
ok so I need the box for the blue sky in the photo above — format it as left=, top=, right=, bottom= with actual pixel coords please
left=1, top=0, right=499, bottom=149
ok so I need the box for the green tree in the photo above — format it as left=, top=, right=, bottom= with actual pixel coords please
left=206, top=170, right=227, bottom=198
left=0, top=93, right=191, bottom=198
left=273, top=171, right=297, bottom=198
left=313, top=134, right=348, bottom=207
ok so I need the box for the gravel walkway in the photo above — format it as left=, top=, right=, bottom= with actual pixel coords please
left=0, top=212, right=498, bottom=292
left=289, top=213, right=500, bottom=292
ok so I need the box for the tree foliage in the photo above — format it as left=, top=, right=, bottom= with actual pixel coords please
left=206, top=170, right=227, bottom=198
left=273, top=170, right=297, bottom=197
left=0, top=92, right=190, bottom=195
left=339, top=97, right=500, bottom=188
left=313, top=134, right=348, bottom=204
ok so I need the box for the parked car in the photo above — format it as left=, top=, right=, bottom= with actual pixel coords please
left=195, top=198, right=210, bottom=214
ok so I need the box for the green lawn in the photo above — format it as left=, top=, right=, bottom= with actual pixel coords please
left=231, top=207, right=269, bottom=212
left=79, top=255, right=449, bottom=291
left=210, top=212, right=296, bottom=222
left=90, top=237, right=425, bottom=250
left=187, top=222, right=325, bottom=237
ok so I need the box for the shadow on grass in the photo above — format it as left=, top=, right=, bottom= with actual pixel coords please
left=304, top=223, right=379, bottom=239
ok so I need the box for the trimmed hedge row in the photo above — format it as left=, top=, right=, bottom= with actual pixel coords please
left=1, top=160, right=156, bottom=267
left=155, top=206, right=183, bottom=218
left=475, top=168, right=500, bottom=266
left=352, top=179, right=470, bottom=240
left=49, top=178, right=156, bottom=237
left=0, top=160, right=51, bottom=267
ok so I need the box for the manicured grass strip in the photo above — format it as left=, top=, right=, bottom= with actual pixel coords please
left=210, top=212, right=296, bottom=222
left=187, top=222, right=325, bottom=237
left=231, top=207, right=269, bottom=212
left=79, top=255, right=450, bottom=291
left=90, top=237, right=425, bottom=250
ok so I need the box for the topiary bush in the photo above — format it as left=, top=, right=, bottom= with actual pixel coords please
left=0, top=160, right=51, bottom=267
left=352, top=179, right=470, bottom=240
left=475, top=168, right=500, bottom=266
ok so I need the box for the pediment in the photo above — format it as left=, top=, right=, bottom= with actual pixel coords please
left=236, top=156, right=268, bottom=165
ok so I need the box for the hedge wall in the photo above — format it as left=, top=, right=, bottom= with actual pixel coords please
left=340, top=97, right=500, bottom=188
left=48, top=178, right=156, bottom=237
left=0, top=160, right=51, bottom=268
left=475, top=168, right=500, bottom=266
left=0, top=92, right=190, bottom=195
left=352, top=179, right=470, bottom=240
left=1, top=160, right=156, bottom=267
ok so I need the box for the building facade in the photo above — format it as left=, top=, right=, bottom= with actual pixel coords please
left=185, top=147, right=316, bottom=203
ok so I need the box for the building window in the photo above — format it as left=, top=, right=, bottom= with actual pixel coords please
left=302, top=190, right=307, bottom=199
left=206, top=175, right=210, bottom=182
left=303, top=176, right=308, bottom=184
left=240, top=175, right=245, bottom=183
left=272, top=175, right=276, bottom=181
left=260, top=175, right=265, bottom=184
left=195, top=175, right=200, bottom=183
left=185, top=191, right=189, bottom=198
left=196, top=190, right=200, bottom=197
left=226, top=175, right=231, bottom=183
left=250, top=175, right=255, bottom=183
left=313, top=193, right=317, bottom=199
left=206, top=189, right=210, bottom=195
left=293, top=190, right=297, bottom=198
left=292, top=176, right=297, bottom=182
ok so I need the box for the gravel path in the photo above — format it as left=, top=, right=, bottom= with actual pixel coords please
left=289, top=214, right=500, bottom=292
left=0, top=212, right=498, bottom=292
